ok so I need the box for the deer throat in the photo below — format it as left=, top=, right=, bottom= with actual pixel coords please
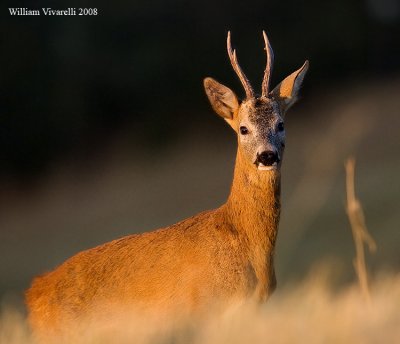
left=226, top=149, right=281, bottom=253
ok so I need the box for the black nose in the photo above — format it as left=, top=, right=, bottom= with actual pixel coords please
left=256, top=151, right=280, bottom=166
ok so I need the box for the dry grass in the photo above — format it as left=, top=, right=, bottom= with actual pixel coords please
left=345, top=158, right=377, bottom=304
left=1, top=270, right=400, bottom=343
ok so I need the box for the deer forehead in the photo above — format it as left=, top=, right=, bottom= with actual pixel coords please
left=238, top=99, right=281, bottom=129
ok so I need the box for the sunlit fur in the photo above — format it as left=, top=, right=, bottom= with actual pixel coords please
left=26, top=159, right=281, bottom=341
left=25, top=33, right=308, bottom=342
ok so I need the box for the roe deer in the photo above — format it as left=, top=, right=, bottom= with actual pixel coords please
left=26, top=31, right=308, bottom=340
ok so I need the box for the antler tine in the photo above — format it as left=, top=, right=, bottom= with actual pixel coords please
left=227, top=31, right=255, bottom=99
left=261, top=30, right=274, bottom=98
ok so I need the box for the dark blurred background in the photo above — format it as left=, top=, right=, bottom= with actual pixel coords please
left=0, top=0, right=399, bottom=299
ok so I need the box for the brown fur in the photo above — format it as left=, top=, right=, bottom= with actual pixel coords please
left=26, top=158, right=280, bottom=340
left=25, top=32, right=308, bottom=341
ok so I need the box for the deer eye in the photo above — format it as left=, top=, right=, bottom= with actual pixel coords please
left=239, top=126, right=249, bottom=135
left=277, top=122, right=285, bottom=132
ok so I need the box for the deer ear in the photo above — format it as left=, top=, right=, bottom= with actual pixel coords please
left=204, top=77, right=239, bottom=126
left=272, top=60, right=309, bottom=112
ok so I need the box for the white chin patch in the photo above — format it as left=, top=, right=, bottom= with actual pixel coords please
left=257, top=162, right=278, bottom=171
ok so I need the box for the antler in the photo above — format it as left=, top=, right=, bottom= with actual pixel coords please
left=227, top=31, right=255, bottom=99
left=261, top=30, right=274, bottom=98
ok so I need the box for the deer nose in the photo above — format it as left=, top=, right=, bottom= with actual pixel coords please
left=256, top=151, right=280, bottom=166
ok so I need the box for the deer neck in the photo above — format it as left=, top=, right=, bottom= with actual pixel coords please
left=225, top=148, right=281, bottom=259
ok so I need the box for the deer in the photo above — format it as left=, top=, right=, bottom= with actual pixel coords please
left=26, top=31, right=308, bottom=341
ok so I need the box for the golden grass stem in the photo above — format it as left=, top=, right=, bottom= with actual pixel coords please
left=345, top=158, right=377, bottom=305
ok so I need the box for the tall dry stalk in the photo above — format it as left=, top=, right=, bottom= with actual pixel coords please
left=345, top=158, right=377, bottom=304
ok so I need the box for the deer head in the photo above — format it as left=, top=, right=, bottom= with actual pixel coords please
left=204, top=31, right=308, bottom=171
